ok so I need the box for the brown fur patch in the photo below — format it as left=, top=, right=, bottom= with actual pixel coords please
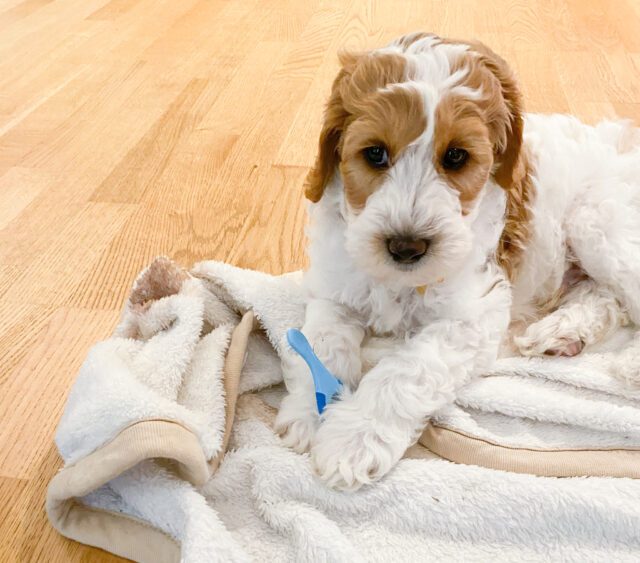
left=439, top=38, right=535, bottom=279
left=391, top=31, right=435, bottom=51
left=341, top=85, right=426, bottom=209
left=304, top=65, right=350, bottom=203
left=304, top=52, right=425, bottom=206
left=496, top=150, right=534, bottom=280
left=462, top=41, right=534, bottom=280
left=433, top=95, right=493, bottom=213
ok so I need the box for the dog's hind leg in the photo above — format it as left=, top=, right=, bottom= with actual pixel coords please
left=517, top=188, right=640, bottom=357
left=515, top=278, right=629, bottom=357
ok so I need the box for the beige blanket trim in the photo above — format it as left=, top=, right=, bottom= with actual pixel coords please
left=419, top=424, right=640, bottom=478
left=46, top=419, right=197, bottom=563
left=47, top=306, right=640, bottom=562
left=46, top=311, right=254, bottom=563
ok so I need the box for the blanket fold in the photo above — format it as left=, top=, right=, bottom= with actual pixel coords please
left=47, top=257, right=640, bottom=562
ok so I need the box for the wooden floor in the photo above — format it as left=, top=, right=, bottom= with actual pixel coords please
left=1, top=0, right=640, bottom=560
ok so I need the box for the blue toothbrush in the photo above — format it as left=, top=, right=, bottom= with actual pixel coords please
left=286, top=328, right=343, bottom=414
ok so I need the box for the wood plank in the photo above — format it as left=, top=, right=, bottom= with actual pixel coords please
left=0, top=167, right=51, bottom=229
left=0, top=308, right=120, bottom=479
left=0, top=202, right=137, bottom=306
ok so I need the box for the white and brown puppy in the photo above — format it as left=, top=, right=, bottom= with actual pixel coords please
left=275, top=32, right=640, bottom=490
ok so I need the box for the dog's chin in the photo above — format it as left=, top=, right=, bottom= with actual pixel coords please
left=376, top=262, right=437, bottom=289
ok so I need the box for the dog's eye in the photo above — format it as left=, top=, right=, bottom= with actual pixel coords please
left=442, top=147, right=469, bottom=170
left=363, top=145, right=389, bottom=168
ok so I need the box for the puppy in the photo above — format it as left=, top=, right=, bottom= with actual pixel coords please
left=275, top=32, right=640, bottom=490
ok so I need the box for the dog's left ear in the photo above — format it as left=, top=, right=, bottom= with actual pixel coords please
left=304, top=53, right=360, bottom=203
left=471, top=42, right=532, bottom=279
left=471, top=42, right=526, bottom=190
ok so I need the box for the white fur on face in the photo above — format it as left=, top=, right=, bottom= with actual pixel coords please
left=343, top=142, right=474, bottom=288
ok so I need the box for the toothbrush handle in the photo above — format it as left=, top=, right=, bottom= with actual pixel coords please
left=287, top=329, right=323, bottom=385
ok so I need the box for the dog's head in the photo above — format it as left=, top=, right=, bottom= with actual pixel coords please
left=305, top=33, right=530, bottom=287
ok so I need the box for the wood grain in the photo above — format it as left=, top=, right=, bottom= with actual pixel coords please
left=2, top=0, right=640, bottom=560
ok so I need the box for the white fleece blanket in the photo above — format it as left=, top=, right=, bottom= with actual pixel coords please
left=50, top=258, right=640, bottom=562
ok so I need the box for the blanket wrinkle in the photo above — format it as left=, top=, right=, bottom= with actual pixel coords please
left=47, top=257, right=640, bottom=562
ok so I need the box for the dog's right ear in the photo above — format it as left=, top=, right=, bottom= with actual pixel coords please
left=304, top=53, right=359, bottom=203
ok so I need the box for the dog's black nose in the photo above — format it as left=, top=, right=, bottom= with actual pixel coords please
left=386, top=237, right=429, bottom=263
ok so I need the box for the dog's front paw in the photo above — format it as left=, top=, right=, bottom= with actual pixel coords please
left=275, top=394, right=319, bottom=454
left=313, top=334, right=363, bottom=388
left=310, top=406, right=403, bottom=491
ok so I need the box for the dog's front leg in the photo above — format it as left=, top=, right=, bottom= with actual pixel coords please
left=275, top=298, right=365, bottom=453
left=311, top=291, right=509, bottom=491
